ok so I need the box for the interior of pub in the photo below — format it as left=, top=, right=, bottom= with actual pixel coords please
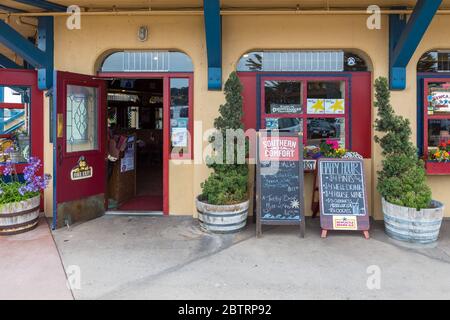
left=106, top=78, right=164, bottom=212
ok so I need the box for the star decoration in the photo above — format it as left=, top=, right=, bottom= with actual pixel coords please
left=290, top=199, right=300, bottom=209
left=311, top=99, right=325, bottom=113
left=329, top=99, right=344, bottom=112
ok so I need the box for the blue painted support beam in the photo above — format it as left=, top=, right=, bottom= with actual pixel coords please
left=12, top=0, right=66, bottom=12
left=37, top=17, right=54, bottom=90
left=0, top=20, right=46, bottom=67
left=0, top=4, right=26, bottom=13
left=389, top=0, right=442, bottom=90
left=0, top=53, right=22, bottom=68
left=0, top=17, right=53, bottom=89
left=203, top=0, right=222, bottom=90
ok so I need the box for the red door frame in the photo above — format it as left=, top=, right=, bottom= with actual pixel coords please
left=260, top=75, right=350, bottom=149
left=0, top=69, right=44, bottom=205
left=98, top=72, right=194, bottom=215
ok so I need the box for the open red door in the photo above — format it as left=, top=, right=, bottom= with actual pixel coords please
left=53, top=71, right=106, bottom=228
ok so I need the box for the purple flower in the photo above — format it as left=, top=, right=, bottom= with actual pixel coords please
left=3, top=159, right=14, bottom=176
left=4, top=146, right=14, bottom=154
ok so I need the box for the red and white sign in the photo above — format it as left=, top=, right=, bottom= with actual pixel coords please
left=259, top=136, right=299, bottom=161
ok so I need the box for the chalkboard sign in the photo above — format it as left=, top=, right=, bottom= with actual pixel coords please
left=256, top=131, right=305, bottom=237
left=318, top=158, right=370, bottom=234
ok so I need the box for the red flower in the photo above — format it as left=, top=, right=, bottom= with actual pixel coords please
left=440, top=142, right=447, bottom=148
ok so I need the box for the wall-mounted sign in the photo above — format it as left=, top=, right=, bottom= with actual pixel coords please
left=318, top=158, right=369, bottom=238
left=70, top=156, right=93, bottom=180
left=270, top=103, right=302, bottom=114
left=256, top=131, right=305, bottom=237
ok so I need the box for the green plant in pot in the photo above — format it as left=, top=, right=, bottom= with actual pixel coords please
left=0, top=147, right=51, bottom=235
left=196, top=72, right=249, bottom=233
left=374, top=77, right=444, bottom=243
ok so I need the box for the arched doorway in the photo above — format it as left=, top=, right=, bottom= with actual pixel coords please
left=98, top=50, right=194, bottom=214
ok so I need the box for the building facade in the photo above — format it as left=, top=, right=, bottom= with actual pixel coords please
left=1, top=1, right=450, bottom=228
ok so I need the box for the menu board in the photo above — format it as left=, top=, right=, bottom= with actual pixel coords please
left=318, top=158, right=370, bottom=231
left=256, top=131, right=305, bottom=237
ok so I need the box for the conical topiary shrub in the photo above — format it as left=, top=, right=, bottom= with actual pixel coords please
left=374, top=77, right=431, bottom=209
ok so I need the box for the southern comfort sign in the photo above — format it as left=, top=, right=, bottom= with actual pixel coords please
left=317, top=158, right=370, bottom=238
left=256, top=131, right=305, bottom=237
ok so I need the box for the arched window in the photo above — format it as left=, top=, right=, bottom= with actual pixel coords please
left=417, top=50, right=450, bottom=72
left=100, top=51, right=194, bottom=73
left=237, top=50, right=368, bottom=72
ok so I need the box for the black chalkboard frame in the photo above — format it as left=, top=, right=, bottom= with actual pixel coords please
left=317, top=158, right=370, bottom=233
left=256, top=130, right=305, bottom=238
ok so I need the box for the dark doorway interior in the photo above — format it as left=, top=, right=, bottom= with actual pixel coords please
left=106, top=78, right=163, bottom=212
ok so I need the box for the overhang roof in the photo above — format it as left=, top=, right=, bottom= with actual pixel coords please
left=1, top=0, right=450, bottom=14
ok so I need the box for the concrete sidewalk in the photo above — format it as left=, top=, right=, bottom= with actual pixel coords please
left=52, top=215, right=450, bottom=300
left=0, top=216, right=73, bottom=300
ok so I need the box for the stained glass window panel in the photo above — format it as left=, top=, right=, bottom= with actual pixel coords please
left=66, top=85, right=98, bottom=152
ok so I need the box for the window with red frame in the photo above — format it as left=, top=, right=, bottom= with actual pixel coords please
left=262, top=78, right=348, bottom=157
left=170, top=78, right=192, bottom=159
left=423, top=79, right=450, bottom=174
left=0, top=86, right=31, bottom=164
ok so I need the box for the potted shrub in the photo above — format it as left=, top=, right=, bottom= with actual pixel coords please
left=0, top=147, right=51, bottom=235
left=196, top=72, right=249, bottom=233
left=374, top=77, right=444, bottom=244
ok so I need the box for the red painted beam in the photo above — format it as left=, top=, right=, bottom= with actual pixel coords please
left=0, top=103, right=25, bottom=109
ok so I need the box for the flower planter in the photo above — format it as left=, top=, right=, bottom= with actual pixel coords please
left=425, top=161, right=450, bottom=175
left=382, top=198, right=444, bottom=244
left=0, top=195, right=40, bottom=236
left=196, top=196, right=249, bottom=234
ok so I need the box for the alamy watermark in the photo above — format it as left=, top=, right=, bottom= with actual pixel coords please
left=366, top=265, right=381, bottom=290
left=66, top=265, right=81, bottom=290
left=66, top=5, right=81, bottom=30
left=367, top=5, right=381, bottom=30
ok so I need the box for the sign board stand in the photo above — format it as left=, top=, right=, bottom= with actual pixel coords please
left=256, top=131, right=305, bottom=238
left=317, top=158, right=370, bottom=239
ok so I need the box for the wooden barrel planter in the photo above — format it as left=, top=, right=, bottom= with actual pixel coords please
left=196, top=196, right=249, bottom=233
left=0, top=195, right=40, bottom=236
left=382, top=198, right=444, bottom=244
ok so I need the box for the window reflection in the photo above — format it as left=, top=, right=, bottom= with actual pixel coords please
left=0, top=86, right=31, bottom=163
left=428, top=119, right=450, bottom=149
left=306, top=118, right=345, bottom=148
left=264, top=81, right=302, bottom=114
left=265, top=118, right=303, bottom=132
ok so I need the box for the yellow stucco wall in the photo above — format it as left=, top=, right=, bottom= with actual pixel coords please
left=32, top=13, right=450, bottom=219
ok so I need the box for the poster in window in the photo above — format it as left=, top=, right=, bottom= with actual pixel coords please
left=325, top=99, right=345, bottom=114
left=270, top=104, right=302, bottom=114
left=265, top=118, right=279, bottom=129
left=172, top=128, right=188, bottom=147
left=120, top=136, right=135, bottom=173
left=307, top=99, right=325, bottom=114
left=429, top=89, right=450, bottom=114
